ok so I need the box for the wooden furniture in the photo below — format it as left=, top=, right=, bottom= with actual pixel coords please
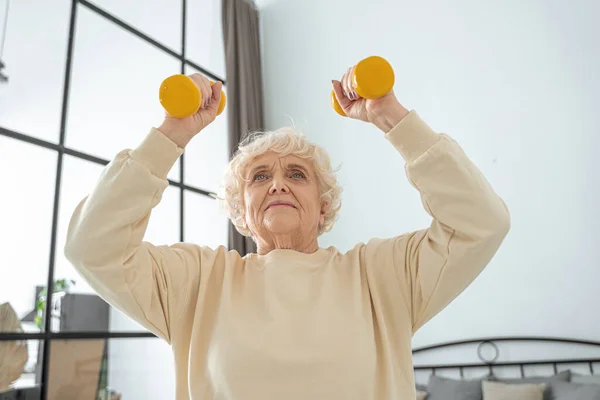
left=38, top=293, right=110, bottom=400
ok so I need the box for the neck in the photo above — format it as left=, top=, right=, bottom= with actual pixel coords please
left=255, top=233, right=319, bottom=255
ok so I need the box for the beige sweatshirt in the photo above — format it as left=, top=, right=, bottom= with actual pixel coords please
left=64, top=110, right=510, bottom=400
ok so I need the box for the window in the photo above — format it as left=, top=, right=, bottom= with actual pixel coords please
left=0, top=1, right=227, bottom=398
left=66, top=5, right=182, bottom=181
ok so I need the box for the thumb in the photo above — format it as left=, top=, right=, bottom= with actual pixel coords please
left=331, top=80, right=352, bottom=110
left=207, top=81, right=223, bottom=114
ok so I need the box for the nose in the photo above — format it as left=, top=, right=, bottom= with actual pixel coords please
left=268, top=176, right=289, bottom=195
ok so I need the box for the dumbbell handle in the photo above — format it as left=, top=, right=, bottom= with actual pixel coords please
left=331, top=56, right=395, bottom=116
left=159, top=74, right=226, bottom=118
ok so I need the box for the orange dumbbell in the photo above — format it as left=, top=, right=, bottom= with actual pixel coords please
left=159, top=74, right=226, bottom=118
left=331, top=55, right=395, bottom=116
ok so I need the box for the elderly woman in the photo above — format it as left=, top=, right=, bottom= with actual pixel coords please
left=64, top=69, right=510, bottom=399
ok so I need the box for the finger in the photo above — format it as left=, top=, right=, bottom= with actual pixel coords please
left=188, top=73, right=211, bottom=109
left=331, top=79, right=352, bottom=110
left=340, top=69, right=350, bottom=99
left=344, top=67, right=355, bottom=100
left=207, top=81, right=223, bottom=114
left=187, top=73, right=203, bottom=92
left=349, top=65, right=359, bottom=100
left=201, top=78, right=212, bottom=109
left=188, top=73, right=204, bottom=108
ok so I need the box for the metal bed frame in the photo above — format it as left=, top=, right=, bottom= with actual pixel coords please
left=412, top=337, right=600, bottom=379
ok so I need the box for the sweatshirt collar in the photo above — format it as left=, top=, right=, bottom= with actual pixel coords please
left=248, top=247, right=336, bottom=268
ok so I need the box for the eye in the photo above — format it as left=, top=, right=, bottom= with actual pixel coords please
left=254, top=173, right=268, bottom=181
left=291, top=171, right=306, bottom=179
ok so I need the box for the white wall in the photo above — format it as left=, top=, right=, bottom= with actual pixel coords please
left=256, top=0, right=600, bottom=356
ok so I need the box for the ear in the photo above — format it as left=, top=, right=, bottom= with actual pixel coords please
left=319, top=204, right=326, bottom=227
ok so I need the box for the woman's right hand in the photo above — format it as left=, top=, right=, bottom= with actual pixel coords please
left=158, top=73, right=223, bottom=148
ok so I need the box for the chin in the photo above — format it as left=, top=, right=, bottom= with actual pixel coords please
left=265, top=224, right=296, bottom=234
left=264, top=217, right=298, bottom=234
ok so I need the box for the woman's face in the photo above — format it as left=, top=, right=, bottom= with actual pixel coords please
left=243, top=151, right=324, bottom=242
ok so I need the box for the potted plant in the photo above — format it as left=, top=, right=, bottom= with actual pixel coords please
left=34, top=279, right=76, bottom=330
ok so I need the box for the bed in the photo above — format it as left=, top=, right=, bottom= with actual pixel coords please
left=411, top=336, right=600, bottom=399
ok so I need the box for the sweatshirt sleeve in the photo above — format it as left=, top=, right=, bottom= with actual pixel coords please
left=63, top=127, right=202, bottom=343
left=381, top=110, right=511, bottom=333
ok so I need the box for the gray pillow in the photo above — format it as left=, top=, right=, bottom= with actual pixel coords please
left=550, top=380, right=600, bottom=400
left=425, top=375, right=486, bottom=400
left=572, top=373, right=600, bottom=386
left=489, top=370, right=571, bottom=400
left=416, top=383, right=428, bottom=392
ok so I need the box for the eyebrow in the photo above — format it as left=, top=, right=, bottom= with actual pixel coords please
left=248, top=164, right=271, bottom=177
left=248, top=163, right=310, bottom=177
left=287, top=163, right=310, bottom=174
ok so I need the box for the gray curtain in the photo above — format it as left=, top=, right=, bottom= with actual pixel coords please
left=222, top=0, right=264, bottom=255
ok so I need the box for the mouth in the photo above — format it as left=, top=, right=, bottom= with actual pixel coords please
left=266, top=201, right=296, bottom=210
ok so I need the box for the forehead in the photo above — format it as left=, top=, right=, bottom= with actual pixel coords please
left=246, top=151, right=312, bottom=171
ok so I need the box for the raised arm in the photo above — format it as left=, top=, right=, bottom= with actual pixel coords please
left=331, top=75, right=510, bottom=334
left=64, top=75, right=225, bottom=342
left=382, top=109, right=510, bottom=333
left=65, top=129, right=192, bottom=341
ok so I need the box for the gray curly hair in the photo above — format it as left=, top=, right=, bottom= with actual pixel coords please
left=218, top=126, right=342, bottom=238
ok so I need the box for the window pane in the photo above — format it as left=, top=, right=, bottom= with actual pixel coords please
left=47, top=338, right=174, bottom=399
left=0, top=0, right=70, bottom=142
left=186, top=0, right=225, bottom=79
left=55, top=155, right=180, bottom=332
left=145, top=186, right=181, bottom=246
left=183, top=65, right=229, bottom=193
left=66, top=5, right=181, bottom=182
left=54, top=155, right=105, bottom=315
left=184, top=191, right=228, bottom=248
left=0, top=137, right=55, bottom=331
left=107, top=337, right=175, bottom=398
left=0, top=339, right=42, bottom=398
left=90, top=0, right=182, bottom=52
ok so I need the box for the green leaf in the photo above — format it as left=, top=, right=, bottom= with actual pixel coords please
left=34, top=315, right=42, bottom=329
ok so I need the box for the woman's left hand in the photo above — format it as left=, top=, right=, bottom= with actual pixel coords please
left=332, top=65, right=409, bottom=131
